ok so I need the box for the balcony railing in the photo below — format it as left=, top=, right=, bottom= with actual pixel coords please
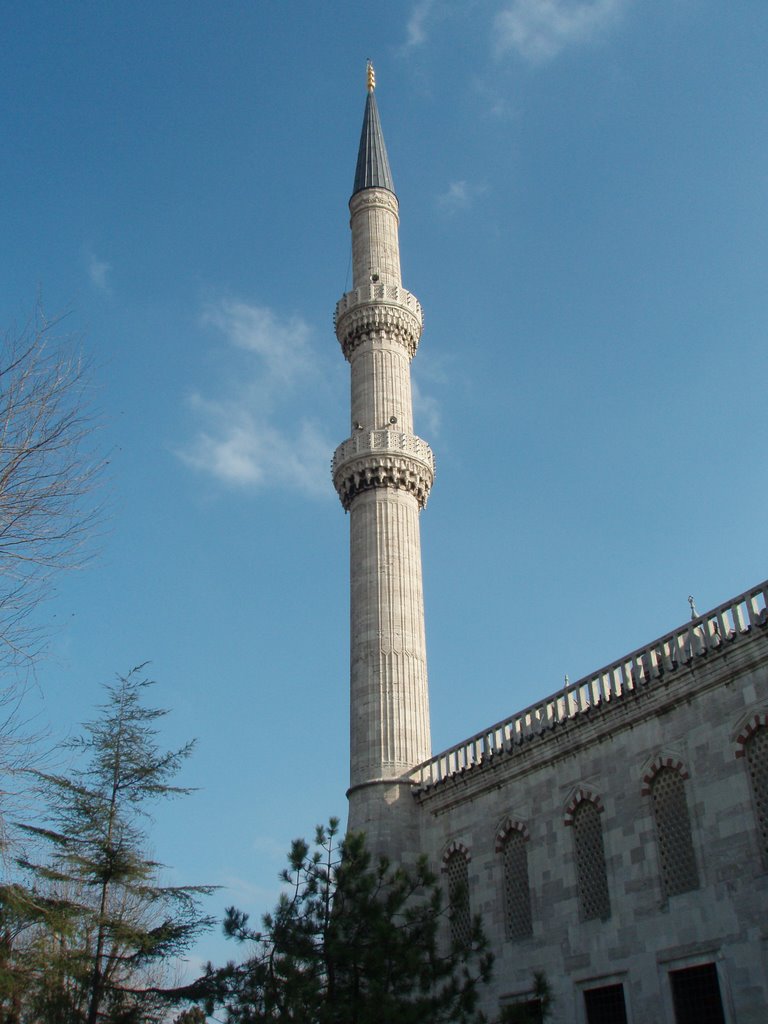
left=410, top=580, right=768, bottom=792
left=332, top=430, right=435, bottom=476
left=334, top=284, right=422, bottom=327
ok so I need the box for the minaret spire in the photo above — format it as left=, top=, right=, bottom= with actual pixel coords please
left=353, top=63, right=395, bottom=198
left=333, top=69, right=434, bottom=854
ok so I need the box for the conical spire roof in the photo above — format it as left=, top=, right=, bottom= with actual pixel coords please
left=352, top=66, right=395, bottom=197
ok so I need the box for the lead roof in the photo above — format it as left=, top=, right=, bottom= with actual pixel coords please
left=352, top=89, right=395, bottom=198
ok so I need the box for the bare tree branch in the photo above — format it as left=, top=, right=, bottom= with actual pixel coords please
left=0, top=312, right=103, bottom=859
left=0, top=312, right=103, bottom=674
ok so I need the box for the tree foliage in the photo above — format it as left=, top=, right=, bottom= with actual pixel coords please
left=202, top=819, right=493, bottom=1024
left=0, top=666, right=214, bottom=1024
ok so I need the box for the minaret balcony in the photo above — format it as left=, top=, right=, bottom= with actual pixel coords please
left=335, top=285, right=423, bottom=360
left=332, top=429, right=435, bottom=510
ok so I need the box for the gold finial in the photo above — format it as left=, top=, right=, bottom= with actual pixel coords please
left=367, top=60, right=376, bottom=92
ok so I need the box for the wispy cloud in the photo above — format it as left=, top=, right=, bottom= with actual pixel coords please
left=495, top=0, right=630, bottom=63
left=413, top=378, right=441, bottom=437
left=86, top=250, right=112, bottom=294
left=175, top=299, right=334, bottom=497
left=219, top=872, right=282, bottom=908
left=202, top=301, right=313, bottom=386
left=437, top=179, right=487, bottom=213
left=404, top=0, right=435, bottom=49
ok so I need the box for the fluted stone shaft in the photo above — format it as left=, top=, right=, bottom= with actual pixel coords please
left=333, top=94, right=434, bottom=845
left=350, top=330, right=414, bottom=436
left=350, top=188, right=402, bottom=290
left=349, top=488, right=431, bottom=785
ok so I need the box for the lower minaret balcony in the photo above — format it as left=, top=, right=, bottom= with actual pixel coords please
left=332, top=429, right=435, bottom=510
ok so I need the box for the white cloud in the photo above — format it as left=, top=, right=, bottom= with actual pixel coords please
left=404, top=0, right=434, bottom=49
left=179, top=412, right=331, bottom=497
left=176, top=300, right=333, bottom=497
left=86, top=250, right=112, bottom=294
left=201, top=300, right=313, bottom=386
left=495, top=0, right=630, bottom=63
left=437, top=179, right=487, bottom=212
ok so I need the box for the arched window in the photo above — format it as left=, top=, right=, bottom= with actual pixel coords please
left=744, top=724, right=768, bottom=862
left=499, top=826, right=533, bottom=940
left=443, top=847, right=471, bottom=948
left=650, top=766, right=699, bottom=897
left=572, top=799, right=610, bottom=920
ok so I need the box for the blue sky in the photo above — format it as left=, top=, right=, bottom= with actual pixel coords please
left=2, top=0, right=766, bottom=975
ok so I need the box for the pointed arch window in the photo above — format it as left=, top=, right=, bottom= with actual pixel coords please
left=571, top=799, right=610, bottom=921
left=498, top=825, right=533, bottom=940
left=650, top=766, right=699, bottom=897
left=744, top=724, right=768, bottom=862
left=443, top=846, right=472, bottom=948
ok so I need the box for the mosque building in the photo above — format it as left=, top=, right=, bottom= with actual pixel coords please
left=330, top=66, right=768, bottom=1024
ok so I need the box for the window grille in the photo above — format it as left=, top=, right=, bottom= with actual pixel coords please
left=445, top=850, right=472, bottom=948
left=498, top=998, right=544, bottom=1023
left=501, top=829, right=533, bottom=940
left=583, top=983, right=628, bottom=1024
left=669, top=963, right=725, bottom=1024
left=651, top=767, right=699, bottom=897
left=572, top=799, right=610, bottom=920
left=745, top=725, right=768, bottom=861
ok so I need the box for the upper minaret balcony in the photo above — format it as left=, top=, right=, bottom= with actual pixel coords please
left=334, top=283, right=423, bottom=362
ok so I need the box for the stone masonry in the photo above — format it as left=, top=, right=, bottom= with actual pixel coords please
left=333, top=70, right=433, bottom=852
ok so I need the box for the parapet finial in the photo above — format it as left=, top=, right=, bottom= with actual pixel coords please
left=688, top=594, right=699, bottom=620
left=367, top=60, right=376, bottom=92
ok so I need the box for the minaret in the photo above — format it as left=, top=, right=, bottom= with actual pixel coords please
left=333, top=64, right=434, bottom=854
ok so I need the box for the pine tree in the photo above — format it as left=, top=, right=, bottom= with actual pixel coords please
left=204, top=819, right=493, bottom=1024
left=2, top=666, right=214, bottom=1023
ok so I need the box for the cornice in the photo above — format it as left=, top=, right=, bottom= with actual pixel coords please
left=349, top=187, right=400, bottom=219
